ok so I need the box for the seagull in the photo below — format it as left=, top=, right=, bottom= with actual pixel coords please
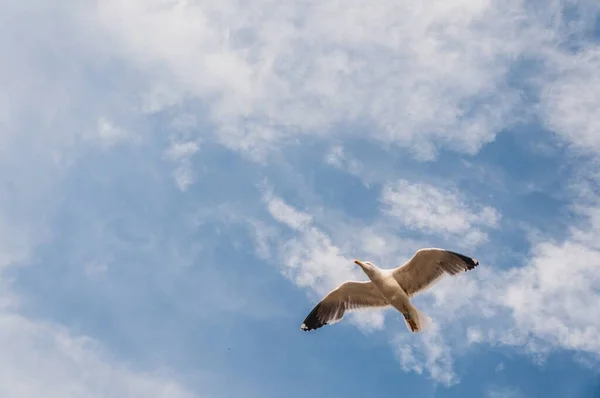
left=300, top=248, right=478, bottom=333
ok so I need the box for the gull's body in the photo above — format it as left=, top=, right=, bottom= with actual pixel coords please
left=300, top=248, right=479, bottom=333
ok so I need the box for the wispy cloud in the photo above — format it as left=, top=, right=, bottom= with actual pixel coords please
left=266, top=196, right=313, bottom=231
left=93, top=0, right=557, bottom=159
left=0, top=311, right=198, bottom=398
left=166, top=140, right=201, bottom=191
left=96, top=117, right=138, bottom=148
left=393, top=322, right=459, bottom=386
left=541, top=48, right=600, bottom=153
left=381, top=179, right=500, bottom=246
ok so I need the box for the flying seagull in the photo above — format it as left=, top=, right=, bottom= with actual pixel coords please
left=300, top=248, right=478, bottom=333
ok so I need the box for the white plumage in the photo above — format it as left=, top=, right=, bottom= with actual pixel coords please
left=300, top=248, right=479, bottom=333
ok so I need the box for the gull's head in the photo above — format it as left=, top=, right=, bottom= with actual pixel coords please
left=354, top=259, right=375, bottom=269
left=354, top=259, right=377, bottom=277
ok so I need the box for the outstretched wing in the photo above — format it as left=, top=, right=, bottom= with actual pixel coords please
left=300, top=281, right=390, bottom=331
left=393, top=248, right=479, bottom=297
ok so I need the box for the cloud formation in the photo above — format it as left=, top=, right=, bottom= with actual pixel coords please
left=0, top=311, right=197, bottom=398
left=94, top=0, right=567, bottom=159
left=381, top=179, right=500, bottom=245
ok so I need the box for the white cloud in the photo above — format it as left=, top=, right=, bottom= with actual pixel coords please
left=97, top=117, right=137, bottom=147
left=381, top=179, right=500, bottom=246
left=7, top=0, right=596, bottom=164
left=265, top=196, right=313, bottom=231
left=501, top=227, right=600, bottom=354
left=172, top=166, right=194, bottom=192
left=93, top=0, right=551, bottom=159
left=166, top=141, right=200, bottom=161
left=541, top=47, right=600, bottom=152
left=324, top=146, right=364, bottom=178
left=393, top=323, right=458, bottom=386
left=0, top=311, right=197, bottom=398
left=165, top=140, right=200, bottom=191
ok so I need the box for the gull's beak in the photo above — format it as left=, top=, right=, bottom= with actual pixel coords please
left=354, top=259, right=364, bottom=266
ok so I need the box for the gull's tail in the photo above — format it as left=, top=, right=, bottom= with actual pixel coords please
left=403, top=306, right=431, bottom=333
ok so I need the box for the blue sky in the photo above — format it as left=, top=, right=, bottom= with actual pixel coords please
left=1, top=0, right=600, bottom=397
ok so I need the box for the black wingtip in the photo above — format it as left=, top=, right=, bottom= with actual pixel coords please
left=301, top=302, right=326, bottom=332
left=447, top=250, right=479, bottom=270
